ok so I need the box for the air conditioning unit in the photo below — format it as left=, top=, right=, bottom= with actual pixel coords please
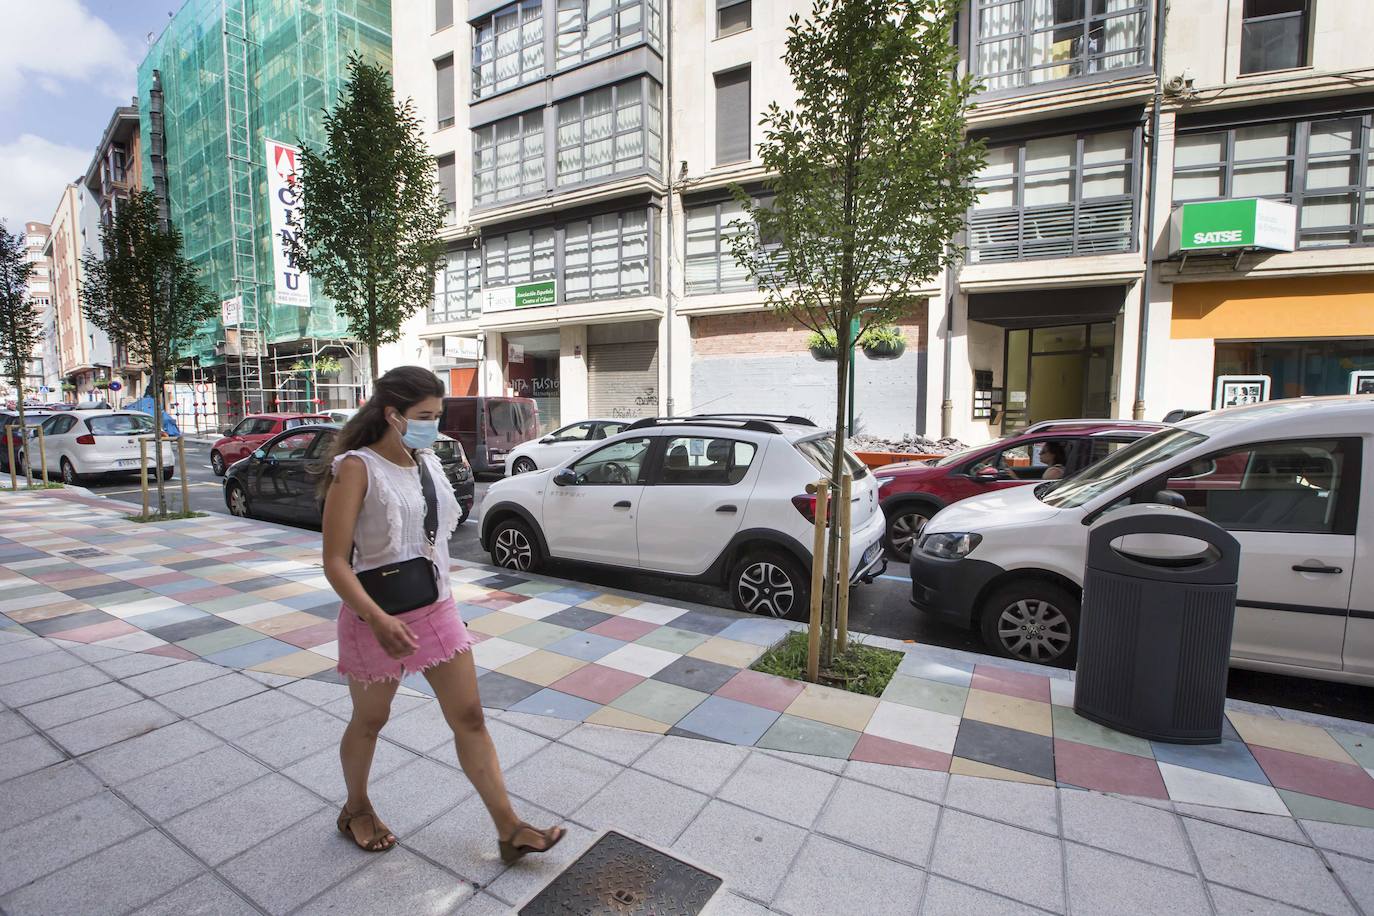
left=1164, top=70, right=1196, bottom=98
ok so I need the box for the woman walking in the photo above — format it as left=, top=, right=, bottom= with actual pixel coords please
left=320, top=366, right=563, bottom=860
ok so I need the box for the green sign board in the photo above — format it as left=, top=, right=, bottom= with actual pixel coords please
left=514, top=280, right=556, bottom=308
left=1169, top=198, right=1296, bottom=253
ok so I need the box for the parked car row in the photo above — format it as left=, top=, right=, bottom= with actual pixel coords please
left=2, top=409, right=175, bottom=483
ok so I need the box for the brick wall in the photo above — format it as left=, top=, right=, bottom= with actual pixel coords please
left=691, top=305, right=928, bottom=358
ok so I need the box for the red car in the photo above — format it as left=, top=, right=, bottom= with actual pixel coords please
left=874, top=419, right=1169, bottom=561
left=211, top=413, right=331, bottom=476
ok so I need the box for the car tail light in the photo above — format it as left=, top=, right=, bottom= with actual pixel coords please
left=791, top=494, right=833, bottom=525
left=75, top=434, right=96, bottom=445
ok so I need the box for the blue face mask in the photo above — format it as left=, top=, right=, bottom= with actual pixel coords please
left=395, top=416, right=440, bottom=450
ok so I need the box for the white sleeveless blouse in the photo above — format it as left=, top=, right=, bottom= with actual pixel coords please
left=332, top=446, right=460, bottom=600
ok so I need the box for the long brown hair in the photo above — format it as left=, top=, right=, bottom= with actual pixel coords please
left=317, top=366, right=445, bottom=498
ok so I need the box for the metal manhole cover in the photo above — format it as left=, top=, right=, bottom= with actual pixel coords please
left=61, top=548, right=105, bottom=558
left=519, top=831, right=722, bottom=915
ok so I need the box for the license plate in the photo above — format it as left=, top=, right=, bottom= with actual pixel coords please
left=116, top=458, right=142, bottom=468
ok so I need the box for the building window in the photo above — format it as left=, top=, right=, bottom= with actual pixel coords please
left=717, top=0, right=750, bottom=37
left=436, top=154, right=457, bottom=223
left=431, top=247, right=482, bottom=322
left=1173, top=114, right=1374, bottom=247
left=973, top=0, right=1149, bottom=93
left=483, top=227, right=557, bottom=288
left=473, top=0, right=544, bottom=99
left=1240, top=0, right=1308, bottom=75
left=968, top=127, right=1137, bottom=262
left=1216, top=338, right=1374, bottom=399
left=556, top=0, right=662, bottom=66
left=556, top=78, right=661, bottom=187
left=564, top=209, right=651, bottom=301
left=685, top=197, right=779, bottom=294
left=436, top=0, right=454, bottom=30
left=714, top=67, right=751, bottom=165
left=435, top=55, right=455, bottom=129
left=473, top=110, right=545, bottom=206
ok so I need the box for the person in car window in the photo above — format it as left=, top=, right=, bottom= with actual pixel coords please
left=1040, top=441, right=1068, bottom=480
left=320, top=366, right=563, bottom=861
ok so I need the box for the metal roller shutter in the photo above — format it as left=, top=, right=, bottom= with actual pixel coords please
left=588, top=341, right=659, bottom=419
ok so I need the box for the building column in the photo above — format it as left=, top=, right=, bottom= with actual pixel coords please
left=660, top=311, right=690, bottom=416
left=560, top=324, right=589, bottom=420
left=480, top=331, right=504, bottom=397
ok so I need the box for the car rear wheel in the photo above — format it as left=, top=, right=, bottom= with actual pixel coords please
left=512, top=457, right=537, bottom=475
left=226, top=482, right=250, bottom=517
left=884, top=502, right=936, bottom=563
left=730, top=550, right=809, bottom=620
left=210, top=451, right=226, bottom=476
left=491, top=517, right=541, bottom=571
left=60, top=458, right=81, bottom=485
left=979, top=580, right=1079, bottom=668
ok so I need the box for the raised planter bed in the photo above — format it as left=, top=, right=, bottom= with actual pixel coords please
left=854, top=451, right=940, bottom=469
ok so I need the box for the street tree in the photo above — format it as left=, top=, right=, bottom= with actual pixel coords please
left=728, top=0, right=983, bottom=674
left=81, top=189, right=215, bottom=517
left=286, top=53, right=447, bottom=382
left=0, top=221, right=39, bottom=477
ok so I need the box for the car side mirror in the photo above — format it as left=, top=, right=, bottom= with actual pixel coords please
left=1154, top=489, right=1187, bottom=509
left=974, top=466, right=1001, bottom=482
left=553, top=468, right=577, bottom=487
left=251, top=449, right=267, bottom=462
left=540, top=436, right=555, bottom=444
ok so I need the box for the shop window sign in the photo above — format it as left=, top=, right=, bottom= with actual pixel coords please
left=1170, top=199, right=1296, bottom=253
left=484, top=280, right=558, bottom=312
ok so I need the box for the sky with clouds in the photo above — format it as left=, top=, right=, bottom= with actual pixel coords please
left=0, top=0, right=178, bottom=234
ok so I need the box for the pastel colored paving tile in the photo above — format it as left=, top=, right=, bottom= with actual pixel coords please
left=584, top=706, right=670, bottom=734
left=652, top=655, right=739, bottom=694
left=465, top=590, right=528, bottom=610
left=714, top=617, right=796, bottom=647
left=122, top=606, right=209, bottom=630
left=250, top=650, right=335, bottom=678
left=550, top=664, right=644, bottom=705
left=23, top=608, right=117, bottom=637
left=1227, top=710, right=1356, bottom=764
left=757, top=714, right=861, bottom=760
left=145, top=644, right=197, bottom=660
left=466, top=610, right=530, bottom=638
left=544, top=631, right=623, bottom=663
left=496, top=649, right=588, bottom=687
left=502, top=580, right=565, bottom=597
left=686, top=636, right=765, bottom=669
left=177, top=626, right=268, bottom=657
left=1052, top=705, right=1153, bottom=758
left=472, top=636, right=538, bottom=670
left=501, top=597, right=573, bottom=621
left=540, top=607, right=614, bottom=631
left=218, top=601, right=300, bottom=625
left=618, top=601, right=686, bottom=624
left=476, top=671, right=546, bottom=709
left=951, top=719, right=1056, bottom=782
left=881, top=674, right=969, bottom=718
left=276, top=621, right=339, bottom=649
left=785, top=683, right=879, bottom=733
left=962, top=688, right=1053, bottom=738
left=585, top=616, right=659, bottom=643
left=609, top=679, right=709, bottom=726
left=598, top=642, right=680, bottom=678
left=971, top=664, right=1051, bottom=703
left=46, top=618, right=139, bottom=644
left=635, top=625, right=709, bottom=655
left=714, top=668, right=805, bottom=713
left=580, top=593, right=644, bottom=614
left=950, top=757, right=1054, bottom=786
left=1149, top=737, right=1270, bottom=785
left=8, top=600, right=95, bottom=624
left=865, top=701, right=961, bottom=755
left=675, top=695, right=781, bottom=746
left=849, top=733, right=952, bottom=772
left=667, top=610, right=737, bottom=637
left=505, top=621, right=579, bottom=650
left=507, top=687, right=601, bottom=722
left=244, top=610, right=325, bottom=637
left=203, top=636, right=300, bottom=669
left=454, top=602, right=496, bottom=622
left=1054, top=738, right=1168, bottom=799
left=1330, top=731, right=1374, bottom=770
left=1251, top=745, right=1374, bottom=809
left=1278, top=790, right=1374, bottom=828
left=1157, top=762, right=1289, bottom=816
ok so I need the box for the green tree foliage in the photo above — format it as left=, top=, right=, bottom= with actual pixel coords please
left=81, top=190, right=215, bottom=516
left=0, top=221, right=39, bottom=471
left=287, top=54, right=447, bottom=382
left=728, top=0, right=984, bottom=673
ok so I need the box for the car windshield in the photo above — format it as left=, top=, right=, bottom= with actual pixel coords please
left=87, top=415, right=156, bottom=436
left=794, top=436, right=870, bottom=479
left=1037, top=428, right=1207, bottom=509
left=932, top=444, right=987, bottom=468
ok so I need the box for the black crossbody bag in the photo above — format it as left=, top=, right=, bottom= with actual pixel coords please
left=354, top=455, right=440, bottom=615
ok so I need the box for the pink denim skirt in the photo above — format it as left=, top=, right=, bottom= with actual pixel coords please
left=336, top=596, right=474, bottom=684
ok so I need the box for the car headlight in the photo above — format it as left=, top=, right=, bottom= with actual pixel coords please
left=920, top=532, right=983, bottom=559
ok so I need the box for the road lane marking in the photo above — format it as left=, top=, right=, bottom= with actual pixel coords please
left=100, top=481, right=221, bottom=495
left=878, top=574, right=911, bottom=583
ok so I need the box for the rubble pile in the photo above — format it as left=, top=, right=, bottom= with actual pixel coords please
left=849, top=433, right=967, bottom=455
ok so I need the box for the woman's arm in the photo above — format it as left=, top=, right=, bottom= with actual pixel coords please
left=322, top=456, right=419, bottom=658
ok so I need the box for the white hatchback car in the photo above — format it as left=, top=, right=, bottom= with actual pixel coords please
left=910, top=396, right=1374, bottom=685
left=505, top=419, right=630, bottom=475
left=31, top=410, right=176, bottom=485
left=480, top=416, right=888, bottom=617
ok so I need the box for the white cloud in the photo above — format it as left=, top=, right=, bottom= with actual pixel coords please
left=0, top=0, right=132, bottom=107
left=0, top=135, right=91, bottom=232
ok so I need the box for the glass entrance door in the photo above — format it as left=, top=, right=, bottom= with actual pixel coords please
left=1002, top=321, right=1115, bottom=431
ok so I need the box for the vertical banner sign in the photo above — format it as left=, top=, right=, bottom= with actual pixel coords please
left=266, top=140, right=311, bottom=307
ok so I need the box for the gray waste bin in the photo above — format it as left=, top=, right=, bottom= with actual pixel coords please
left=1074, top=506, right=1240, bottom=745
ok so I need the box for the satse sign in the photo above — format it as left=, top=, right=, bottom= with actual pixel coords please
left=1169, top=198, right=1297, bottom=253
left=266, top=139, right=311, bottom=308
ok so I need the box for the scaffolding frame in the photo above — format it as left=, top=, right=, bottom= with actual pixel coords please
left=267, top=338, right=365, bottom=414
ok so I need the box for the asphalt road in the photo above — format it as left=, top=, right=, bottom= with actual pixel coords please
left=82, top=440, right=1374, bottom=724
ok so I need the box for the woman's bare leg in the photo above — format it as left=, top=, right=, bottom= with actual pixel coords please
left=340, top=677, right=400, bottom=847
left=424, top=651, right=559, bottom=848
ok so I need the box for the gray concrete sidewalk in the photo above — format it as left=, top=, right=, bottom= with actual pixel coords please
left=2, top=628, right=1373, bottom=915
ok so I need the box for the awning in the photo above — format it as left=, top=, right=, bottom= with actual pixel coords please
left=968, top=286, right=1129, bottom=329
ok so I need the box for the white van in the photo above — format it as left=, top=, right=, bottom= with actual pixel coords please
left=909, top=396, right=1373, bottom=685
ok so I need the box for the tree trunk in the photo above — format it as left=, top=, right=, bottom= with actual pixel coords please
left=13, top=364, right=25, bottom=483
left=821, top=316, right=852, bottom=673
left=368, top=341, right=379, bottom=383
left=151, top=364, right=169, bottom=517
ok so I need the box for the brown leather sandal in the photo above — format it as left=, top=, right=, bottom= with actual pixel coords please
left=337, top=804, right=396, bottom=852
left=499, top=822, right=565, bottom=865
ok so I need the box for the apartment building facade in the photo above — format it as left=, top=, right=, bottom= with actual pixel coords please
left=392, top=0, right=1372, bottom=442
left=17, top=222, right=59, bottom=399
left=44, top=184, right=114, bottom=401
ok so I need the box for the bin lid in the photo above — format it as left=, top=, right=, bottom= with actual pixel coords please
left=1087, top=505, right=1240, bottom=585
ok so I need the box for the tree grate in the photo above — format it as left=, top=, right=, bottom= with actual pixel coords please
left=519, top=831, right=722, bottom=915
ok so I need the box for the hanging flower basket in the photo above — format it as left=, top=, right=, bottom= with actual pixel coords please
left=861, top=327, right=906, bottom=360
left=806, top=331, right=839, bottom=361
